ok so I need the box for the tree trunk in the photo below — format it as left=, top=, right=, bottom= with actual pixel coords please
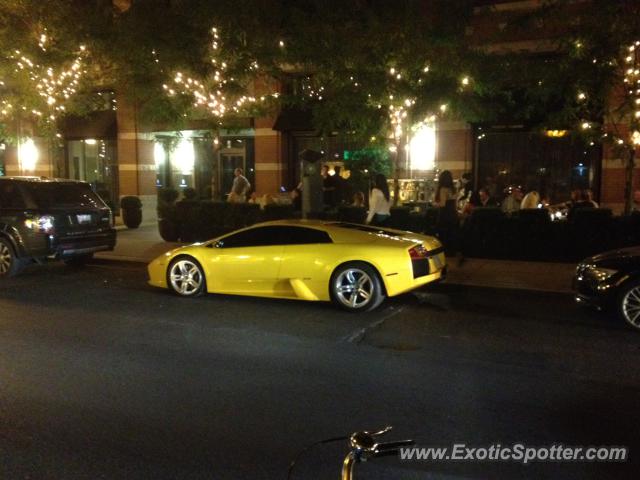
left=624, top=148, right=636, bottom=215
left=392, top=143, right=400, bottom=207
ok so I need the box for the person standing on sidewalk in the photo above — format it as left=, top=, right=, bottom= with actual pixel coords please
left=228, top=168, right=250, bottom=203
left=366, top=174, right=391, bottom=226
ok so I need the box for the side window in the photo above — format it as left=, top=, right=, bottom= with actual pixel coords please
left=279, top=226, right=332, bottom=245
left=0, top=182, right=26, bottom=209
left=217, top=226, right=283, bottom=248
left=217, top=226, right=333, bottom=248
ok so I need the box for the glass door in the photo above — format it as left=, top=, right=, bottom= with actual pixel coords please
left=220, top=152, right=245, bottom=199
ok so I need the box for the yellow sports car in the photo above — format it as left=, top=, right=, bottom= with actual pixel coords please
left=148, top=220, right=446, bottom=312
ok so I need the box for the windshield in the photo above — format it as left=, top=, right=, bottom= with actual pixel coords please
left=23, top=182, right=107, bottom=209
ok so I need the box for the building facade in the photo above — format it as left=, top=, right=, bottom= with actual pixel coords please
left=1, top=0, right=637, bottom=217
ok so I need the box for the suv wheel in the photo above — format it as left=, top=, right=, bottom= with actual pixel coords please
left=0, top=238, right=24, bottom=278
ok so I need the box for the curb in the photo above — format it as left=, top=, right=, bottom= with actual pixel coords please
left=91, top=254, right=575, bottom=294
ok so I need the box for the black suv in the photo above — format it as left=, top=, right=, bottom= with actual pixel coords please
left=0, top=177, right=116, bottom=277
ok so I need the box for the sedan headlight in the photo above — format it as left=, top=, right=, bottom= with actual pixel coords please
left=591, top=267, right=618, bottom=281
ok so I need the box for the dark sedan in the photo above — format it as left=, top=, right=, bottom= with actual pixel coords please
left=574, top=246, right=640, bottom=329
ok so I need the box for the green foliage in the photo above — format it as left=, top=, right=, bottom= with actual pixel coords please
left=345, top=147, right=391, bottom=176
left=344, top=147, right=391, bottom=195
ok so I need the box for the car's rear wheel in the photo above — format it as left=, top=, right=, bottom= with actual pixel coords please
left=618, top=280, right=640, bottom=330
left=167, top=256, right=206, bottom=297
left=0, top=238, right=24, bottom=278
left=330, top=262, right=385, bottom=312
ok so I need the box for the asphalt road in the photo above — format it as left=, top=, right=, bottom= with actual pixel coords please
left=1, top=261, right=639, bottom=479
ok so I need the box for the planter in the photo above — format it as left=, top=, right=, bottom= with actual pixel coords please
left=122, top=208, right=142, bottom=229
left=120, top=196, right=143, bottom=229
left=158, top=218, right=180, bottom=242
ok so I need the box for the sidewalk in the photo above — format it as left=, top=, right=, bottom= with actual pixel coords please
left=97, top=225, right=576, bottom=294
left=96, top=224, right=181, bottom=263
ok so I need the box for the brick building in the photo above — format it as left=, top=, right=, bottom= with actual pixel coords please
left=0, top=0, right=637, bottom=218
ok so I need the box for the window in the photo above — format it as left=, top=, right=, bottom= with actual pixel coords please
left=0, top=182, right=26, bottom=209
left=67, top=138, right=118, bottom=204
left=22, top=183, right=105, bottom=209
left=409, top=123, right=436, bottom=171
left=217, top=226, right=332, bottom=248
left=280, top=226, right=332, bottom=245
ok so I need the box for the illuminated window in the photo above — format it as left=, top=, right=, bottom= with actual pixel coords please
left=409, top=123, right=436, bottom=170
left=174, top=138, right=195, bottom=175
left=18, top=138, right=39, bottom=172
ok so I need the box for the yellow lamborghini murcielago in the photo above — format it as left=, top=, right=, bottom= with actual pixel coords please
left=148, top=220, right=446, bottom=312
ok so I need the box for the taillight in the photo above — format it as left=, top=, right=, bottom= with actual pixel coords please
left=409, top=244, right=428, bottom=259
left=101, top=210, right=113, bottom=226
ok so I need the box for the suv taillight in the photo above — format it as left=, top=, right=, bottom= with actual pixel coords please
left=25, top=215, right=55, bottom=234
left=409, top=244, right=428, bottom=259
left=101, top=210, right=113, bottom=226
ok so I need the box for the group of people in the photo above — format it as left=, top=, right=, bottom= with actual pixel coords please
left=322, top=165, right=392, bottom=226
left=231, top=164, right=640, bottom=226
left=434, top=169, right=608, bottom=222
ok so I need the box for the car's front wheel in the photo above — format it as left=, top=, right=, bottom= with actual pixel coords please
left=0, top=238, right=24, bottom=278
left=618, top=280, right=640, bottom=330
left=330, top=262, right=385, bottom=312
left=167, top=256, right=206, bottom=297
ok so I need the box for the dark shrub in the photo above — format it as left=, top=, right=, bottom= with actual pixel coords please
left=407, top=212, right=425, bottom=233
left=461, top=208, right=506, bottom=258
left=262, top=204, right=295, bottom=221
left=615, top=213, right=640, bottom=249
left=158, top=216, right=180, bottom=242
left=199, top=201, right=228, bottom=239
left=157, top=188, right=180, bottom=241
left=388, top=207, right=411, bottom=230
left=423, top=208, right=439, bottom=236
left=511, top=209, right=552, bottom=260
left=182, top=187, right=197, bottom=200
left=568, top=208, right=613, bottom=261
left=337, top=206, right=367, bottom=224
left=176, top=200, right=201, bottom=243
left=157, top=187, right=179, bottom=205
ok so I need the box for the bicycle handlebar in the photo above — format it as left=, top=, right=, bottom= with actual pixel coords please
left=342, top=426, right=414, bottom=480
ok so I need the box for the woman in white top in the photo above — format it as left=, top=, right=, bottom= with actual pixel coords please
left=366, top=174, right=391, bottom=225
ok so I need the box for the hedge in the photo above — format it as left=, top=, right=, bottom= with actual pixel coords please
left=157, top=196, right=640, bottom=262
left=158, top=201, right=296, bottom=242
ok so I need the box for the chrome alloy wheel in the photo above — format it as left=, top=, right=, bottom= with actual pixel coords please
left=622, top=285, right=640, bottom=328
left=334, top=268, right=374, bottom=309
left=0, top=242, right=12, bottom=275
left=169, top=259, right=203, bottom=296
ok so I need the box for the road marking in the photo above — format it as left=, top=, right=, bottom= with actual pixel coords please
left=342, top=306, right=405, bottom=344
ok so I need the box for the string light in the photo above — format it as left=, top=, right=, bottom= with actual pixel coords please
left=0, top=41, right=88, bottom=122
left=162, top=26, right=263, bottom=117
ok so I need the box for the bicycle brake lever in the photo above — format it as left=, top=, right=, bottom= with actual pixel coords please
left=374, top=439, right=415, bottom=452
left=372, top=439, right=415, bottom=458
left=368, top=426, right=393, bottom=437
